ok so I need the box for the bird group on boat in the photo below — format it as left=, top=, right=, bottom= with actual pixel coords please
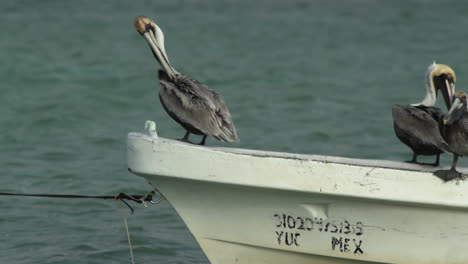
left=391, top=62, right=468, bottom=181
left=134, top=15, right=467, bottom=181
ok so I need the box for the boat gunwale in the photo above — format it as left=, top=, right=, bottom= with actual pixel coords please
left=128, top=132, right=468, bottom=210
left=128, top=132, right=463, bottom=173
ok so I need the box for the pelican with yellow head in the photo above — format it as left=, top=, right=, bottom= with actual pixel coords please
left=392, top=63, right=456, bottom=166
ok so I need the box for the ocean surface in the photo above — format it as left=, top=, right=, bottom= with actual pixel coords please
left=1, top=0, right=468, bottom=263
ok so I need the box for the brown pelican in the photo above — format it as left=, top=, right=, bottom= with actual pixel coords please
left=134, top=16, right=239, bottom=145
left=436, top=91, right=468, bottom=181
left=392, top=63, right=455, bottom=166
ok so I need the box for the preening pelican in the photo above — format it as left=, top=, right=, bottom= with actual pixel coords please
left=436, top=91, right=468, bottom=181
left=134, top=16, right=239, bottom=145
left=392, top=63, right=455, bottom=166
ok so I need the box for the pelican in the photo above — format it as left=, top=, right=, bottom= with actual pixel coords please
left=134, top=16, right=239, bottom=145
left=392, top=63, right=455, bottom=166
left=437, top=91, right=468, bottom=181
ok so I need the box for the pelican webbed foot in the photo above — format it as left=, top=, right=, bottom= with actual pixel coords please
left=405, top=153, right=441, bottom=167
left=178, top=131, right=207, bottom=146
left=405, top=153, right=418, bottom=164
left=415, top=162, right=441, bottom=166
left=178, top=131, right=192, bottom=143
left=434, top=154, right=466, bottom=182
left=433, top=169, right=465, bottom=182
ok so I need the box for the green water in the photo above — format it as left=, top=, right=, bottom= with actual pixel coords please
left=1, top=0, right=468, bottom=263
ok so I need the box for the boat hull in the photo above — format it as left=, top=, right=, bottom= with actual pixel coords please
left=127, top=129, right=468, bottom=264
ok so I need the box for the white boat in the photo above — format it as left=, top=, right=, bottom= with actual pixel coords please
left=127, top=121, right=468, bottom=264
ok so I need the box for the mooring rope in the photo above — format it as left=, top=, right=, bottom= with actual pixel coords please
left=0, top=191, right=163, bottom=214
left=120, top=204, right=136, bottom=264
left=0, top=190, right=165, bottom=264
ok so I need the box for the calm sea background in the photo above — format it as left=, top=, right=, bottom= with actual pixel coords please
left=1, top=0, right=468, bottom=263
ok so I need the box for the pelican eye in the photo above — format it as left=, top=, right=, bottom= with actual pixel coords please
left=145, top=23, right=154, bottom=33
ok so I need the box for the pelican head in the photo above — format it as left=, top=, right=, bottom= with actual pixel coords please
left=444, top=91, right=467, bottom=125
left=135, top=16, right=177, bottom=79
left=419, top=63, right=456, bottom=109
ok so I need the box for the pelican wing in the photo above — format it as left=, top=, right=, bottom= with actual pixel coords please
left=392, top=104, right=451, bottom=153
left=158, top=71, right=239, bottom=142
left=207, top=88, right=239, bottom=141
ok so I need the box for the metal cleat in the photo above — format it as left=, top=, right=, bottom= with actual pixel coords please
left=144, top=120, right=158, bottom=138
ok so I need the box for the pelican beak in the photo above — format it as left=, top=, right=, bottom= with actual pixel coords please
left=444, top=93, right=466, bottom=125
left=432, top=64, right=456, bottom=109
left=134, top=16, right=176, bottom=79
